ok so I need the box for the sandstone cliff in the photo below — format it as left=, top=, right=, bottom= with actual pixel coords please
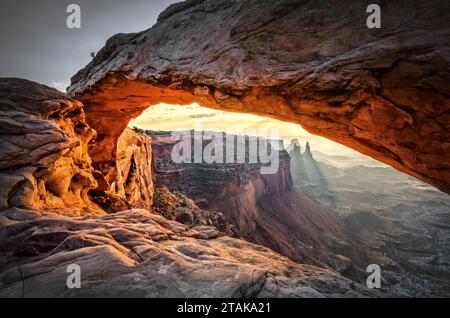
left=150, top=132, right=293, bottom=236
left=0, top=79, right=155, bottom=215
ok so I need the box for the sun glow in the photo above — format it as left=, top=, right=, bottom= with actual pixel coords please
left=128, top=103, right=385, bottom=165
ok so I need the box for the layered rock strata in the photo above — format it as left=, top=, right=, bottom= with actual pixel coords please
left=0, top=78, right=100, bottom=215
left=0, top=79, right=156, bottom=215
left=150, top=132, right=349, bottom=271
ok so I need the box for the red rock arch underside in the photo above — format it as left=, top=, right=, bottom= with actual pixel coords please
left=68, top=0, right=450, bottom=194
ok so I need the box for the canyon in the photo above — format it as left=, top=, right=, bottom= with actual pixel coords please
left=290, top=144, right=450, bottom=296
left=150, top=131, right=350, bottom=271
left=149, top=131, right=450, bottom=296
left=0, top=0, right=449, bottom=297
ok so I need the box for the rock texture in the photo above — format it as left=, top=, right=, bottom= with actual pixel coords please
left=69, top=0, right=450, bottom=194
left=0, top=79, right=156, bottom=215
left=0, top=208, right=380, bottom=298
left=152, top=186, right=234, bottom=235
left=0, top=78, right=101, bottom=215
left=0, top=78, right=366, bottom=297
left=91, top=128, right=155, bottom=212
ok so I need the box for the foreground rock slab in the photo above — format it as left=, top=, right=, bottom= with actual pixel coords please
left=0, top=208, right=380, bottom=297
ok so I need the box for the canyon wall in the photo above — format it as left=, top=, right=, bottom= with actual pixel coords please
left=68, top=0, right=450, bottom=194
left=151, top=133, right=292, bottom=237
left=150, top=132, right=349, bottom=271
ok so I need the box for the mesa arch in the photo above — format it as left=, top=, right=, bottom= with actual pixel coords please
left=68, top=0, right=450, bottom=194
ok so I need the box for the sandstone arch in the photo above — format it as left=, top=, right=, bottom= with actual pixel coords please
left=68, top=0, right=450, bottom=194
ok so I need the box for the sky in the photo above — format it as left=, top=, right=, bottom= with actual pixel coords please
left=0, top=0, right=381, bottom=164
left=0, top=0, right=178, bottom=90
left=129, top=103, right=386, bottom=165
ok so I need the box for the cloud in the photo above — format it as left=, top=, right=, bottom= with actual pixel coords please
left=188, top=113, right=218, bottom=119
left=49, top=81, right=69, bottom=92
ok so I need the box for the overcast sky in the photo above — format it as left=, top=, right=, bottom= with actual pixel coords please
left=0, top=0, right=178, bottom=91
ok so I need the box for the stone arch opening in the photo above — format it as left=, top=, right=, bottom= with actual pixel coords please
left=70, top=74, right=450, bottom=196
left=67, top=0, right=450, bottom=195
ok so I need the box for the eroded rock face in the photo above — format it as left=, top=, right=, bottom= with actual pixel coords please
left=115, top=128, right=154, bottom=209
left=0, top=79, right=156, bottom=215
left=91, top=128, right=155, bottom=212
left=0, top=78, right=101, bottom=215
left=151, top=133, right=293, bottom=237
left=68, top=0, right=450, bottom=194
left=0, top=208, right=380, bottom=297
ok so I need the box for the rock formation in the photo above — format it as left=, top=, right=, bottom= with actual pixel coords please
left=0, top=78, right=101, bottom=216
left=0, top=78, right=370, bottom=297
left=68, top=0, right=450, bottom=194
left=152, top=185, right=233, bottom=235
left=304, top=142, right=312, bottom=158
left=286, top=139, right=301, bottom=154
left=0, top=79, right=155, bottom=215
left=1, top=0, right=449, bottom=298
left=91, top=128, right=155, bottom=213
